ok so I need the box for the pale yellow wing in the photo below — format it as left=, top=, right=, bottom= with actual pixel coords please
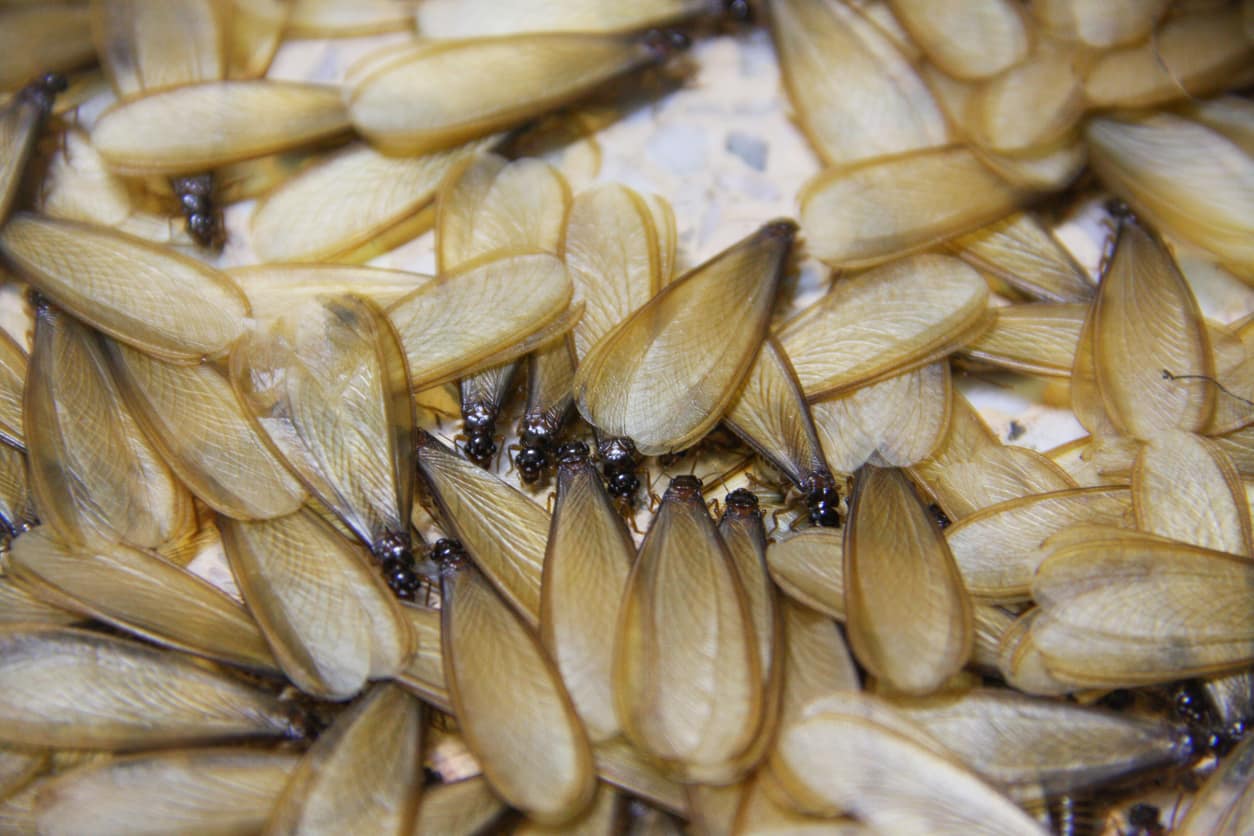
left=888, top=0, right=1028, bottom=80
left=0, top=441, right=35, bottom=537
left=613, top=477, right=761, bottom=780
left=0, top=5, right=94, bottom=90
left=415, top=432, right=548, bottom=624
left=1, top=215, right=248, bottom=362
left=34, top=748, right=300, bottom=836
left=417, top=0, right=712, bottom=37
left=440, top=552, right=596, bottom=826
left=251, top=139, right=494, bottom=264
left=541, top=446, right=634, bottom=742
left=767, top=0, right=949, bottom=166
left=996, top=607, right=1074, bottom=696
left=397, top=603, right=450, bottom=712
left=218, top=510, right=413, bottom=700
left=265, top=684, right=424, bottom=836
left=844, top=466, right=972, bottom=694
left=91, top=0, right=225, bottom=97
left=288, top=0, right=414, bottom=36
left=9, top=526, right=278, bottom=673
left=230, top=264, right=434, bottom=326
left=0, top=625, right=296, bottom=749
left=0, top=78, right=56, bottom=225
left=0, top=330, right=26, bottom=448
left=778, top=254, right=988, bottom=400
left=564, top=183, right=664, bottom=361
left=800, top=146, right=1025, bottom=269
left=970, top=40, right=1085, bottom=155
left=410, top=776, right=508, bottom=836
left=766, top=528, right=845, bottom=620
left=24, top=304, right=194, bottom=550
left=347, top=33, right=671, bottom=154
left=92, top=80, right=349, bottom=175
left=950, top=212, right=1093, bottom=303
left=963, top=303, right=1085, bottom=378
left=574, top=221, right=795, bottom=455
left=231, top=295, right=414, bottom=551
left=1031, top=0, right=1168, bottom=47
left=388, top=252, right=573, bottom=390
left=227, top=0, right=289, bottom=79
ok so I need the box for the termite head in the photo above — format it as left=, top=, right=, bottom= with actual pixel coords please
left=18, top=73, right=67, bottom=115
left=802, top=471, right=842, bottom=528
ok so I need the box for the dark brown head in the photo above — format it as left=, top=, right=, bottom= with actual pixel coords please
left=555, top=440, right=591, bottom=468
left=722, top=488, right=760, bottom=520
left=17, top=73, right=67, bottom=115
left=643, top=29, right=691, bottom=59
left=666, top=475, right=703, bottom=502
left=430, top=538, right=469, bottom=576
left=801, top=470, right=842, bottom=528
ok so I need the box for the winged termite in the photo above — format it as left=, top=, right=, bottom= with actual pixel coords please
left=778, top=255, right=989, bottom=400
left=1030, top=539, right=1254, bottom=687
left=454, top=361, right=515, bottom=470
left=0, top=624, right=298, bottom=748
left=33, top=748, right=300, bottom=836
left=1030, top=0, right=1169, bottom=47
left=799, top=146, right=1027, bottom=269
left=347, top=30, right=687, bottom=155
left=1083, top=7, right=1252, bottom=109
left=889, top=0, right=1028, bottom=80
left=8, top=525, right=279, bottom=673
left=0, top=73, right=66, bottom=226
left=771, top=691, right=1047, bottom=834
left=945, top=486, right=1134, bottom=602
left=387, top=252, right=574, bottom=391
left=843, top=465, right=972, bottom=695
left=417, top=0, right=733, bottom=37
left=516, top=337, right=577, bottom=484
left=811, top=361, right=951, bottom=474
left=435, top=538, right=596, bottom=825
left=767, top=0, right=949, bottom=167
left=92, top=80, right=350, bottom=175
left=962, top=303, right=1085, bottom=378
left=415, top=431, right=548, bottom=624
left=575, top=220, right=794, bottom=456
left=613, top=475, right=762, bottom=782
left=0, top=4, right=93, bottom=91
left=218, top=509, right=413, bottom=700
left=231, top=294, right=421, bottom=595
left=1133, top=430, right=1252, bottom=556
left=409, top=776, right=508, bottom=836
left=950, top=213, right=1093, bottom=304
left=1176, top=733, right=1253, bottom=835
left=725, top=338, right=843, bottom=527
left=540, top=441, right=633, bottom=743
left=265, top=684, right=424, bottom=835
left=892, top=689, right=1193, bottom=802
left=1086, top=113, right=1254, bottom=274
left=1, top=215, right=249, bottom=362
left=23, top=303, right=194, bottom=550
left=1088, top=213, right=1215, bottom=439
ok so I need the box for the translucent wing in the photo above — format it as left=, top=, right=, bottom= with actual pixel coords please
left=969, top=40, right=1084, bottom=155
left=0, top=441, right=35, bottom=538
left=950, top=213, right=1093, bottom=303
left=0, top=214, right=249, bottom=361
left=1031, top=540, right=1254, bottom=686
left=397, top=603, right=450, bottom=712
left=411, top=777, right=509, bottom=836
left=564, top=183, right=665, bottom=361
left=0, top=625, right=296, bottom=749
left=0, top=4, right=94, bottom=90
left=1086, top=112, right=1254, bottom=273
left=892, top=688, right=1191, bottom=800
left=812, top=362, right=950, bottom=473
left=799, top=147, right=1026, bottom=268
left=229, top=264, right=434, bottom=327
left=265, top=684, right=424, bottom=836
left=1092, top=218, right=1214, bottom=439
left=24, top=304, right=194, bottom=550
left=417, top=0, right=714, bottom=37
left=251, top=138, right=495, bottom=264
left=288, top=0, right=414, bottom=36
left=437, top=152, right=570, bottom=272
left=231, top=295, right=413, bottom=552
left=767, top=0, right=949, bottom=166
left=106, top=339, right=304, bottom=520
left=725, top=338, right=828, bottom=488
left=613, top=477, right=762, bottom=781
left=1133, top=430, right=1252, bottom=555
left=574, top=221, right=795, bottom=455
left=416, top=432, right=548, bottom=624
left=92, top=80, right=349, bottom=175
left=1177, top=734, right=1254, bottom=836
left=963, top=303, right=1085, bottom=377
left=227, top=0, right=289, bottom=79
left=218, top=510, right=413, bottom=700
left=34, top=748, right=300, bottom=836
left=440, top=553, right=596, bottom=826
left=946, top=487, right=1134, bottom=601
left=771, top=692, right=1046, bottom=835
left=843, top=466, right=972, bottom=694
left=592, top=738, right=687, bottom=816
left=347, top=33, right=672, bottom=155
left=996, top=607, right=1074, bottom=696
left=0, top=330, right=26, bottom=449
left=766, top=528, right=845, bottom=621
left=90, top=0, right=225, bottom=97
left=1083, top=7, right=1251, bottom=109
left=9, top=526, right=278, bottom=673
left=0, top=77, right=61, bottom=225
left=541, top=446, right=634, bottom=742
left=888, top=0, right=1028, bottom=80
left=1030, top=0, right=1169, bottom=47
left=387, top=252, right=573, bottom=390
left=778, top=254, right=989, bottom=399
